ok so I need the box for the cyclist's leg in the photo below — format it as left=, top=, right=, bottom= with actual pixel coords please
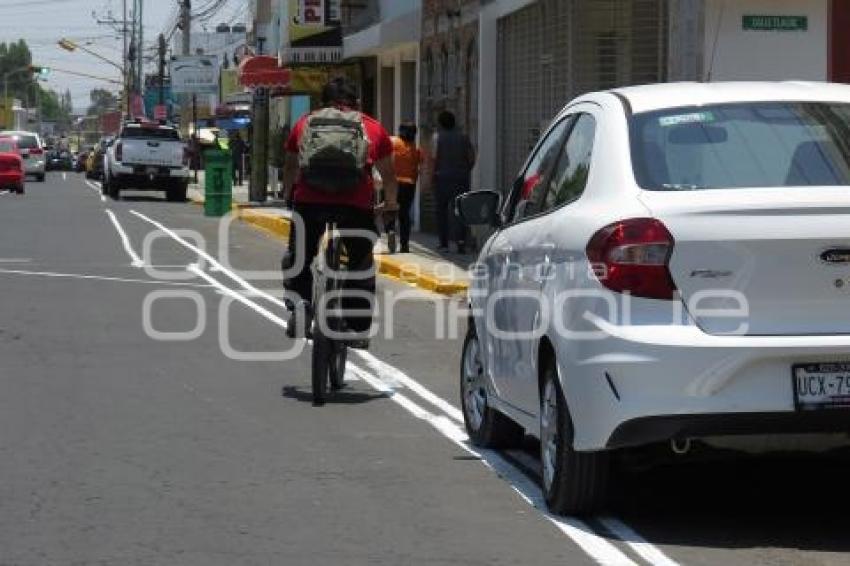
left=283, top=204, right=324, bottom=336
left=338, top=207, right=378, bottom=336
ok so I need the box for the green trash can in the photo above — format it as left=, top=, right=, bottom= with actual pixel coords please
left=203, top=148, right=233, bottom=217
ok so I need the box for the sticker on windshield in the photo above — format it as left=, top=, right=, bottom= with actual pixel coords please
left=659, top=111, right=715, bottom=127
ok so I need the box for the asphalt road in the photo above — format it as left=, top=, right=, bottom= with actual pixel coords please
left=1, top=172, right=849, bottom=566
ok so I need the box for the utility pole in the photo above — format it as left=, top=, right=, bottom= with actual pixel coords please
left=137, top=0, right=144, bottom=95
left=250, top=32, right=270, bottom=202
left=181, top=0, right=191, bottom=56
left=158, top=33, right=167, bottom=106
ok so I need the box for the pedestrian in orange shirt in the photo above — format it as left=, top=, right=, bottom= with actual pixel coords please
left=386, top=122, right=423, bottom=253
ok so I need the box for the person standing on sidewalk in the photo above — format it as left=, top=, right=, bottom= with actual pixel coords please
left=230, top=131, right=246, bottom=186
left=430, top=110, right=475, bottom=254
left=386, top=122, right=423, bottom=254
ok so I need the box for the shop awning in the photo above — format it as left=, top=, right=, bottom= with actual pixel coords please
left=238, top=55, right=291, bottom=89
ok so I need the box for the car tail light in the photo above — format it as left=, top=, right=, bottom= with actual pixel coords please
left=29, top=148, right=43, bottom=156
left=115, top=142, right=123, bottom=162
left=183, top=147, right=190, bottom=166
left=586, top=218, right=677, bottom=300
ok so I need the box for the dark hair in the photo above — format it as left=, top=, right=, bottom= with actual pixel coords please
left=321, top=76, right=359, bottom=107
left=437, top=110, right=456, bottom=130
left=398, top=122, right=417, bottom=142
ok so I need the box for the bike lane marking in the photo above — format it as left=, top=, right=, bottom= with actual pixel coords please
left=130, top=208, right=681, bottom=566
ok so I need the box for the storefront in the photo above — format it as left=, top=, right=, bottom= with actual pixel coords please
left=479, top=0, right=668, bottom=192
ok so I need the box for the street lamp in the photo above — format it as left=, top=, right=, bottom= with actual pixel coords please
left=58, top=37, right=128, bottom=117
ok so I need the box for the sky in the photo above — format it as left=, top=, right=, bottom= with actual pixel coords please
left=0, top=0, right=247, bottom=113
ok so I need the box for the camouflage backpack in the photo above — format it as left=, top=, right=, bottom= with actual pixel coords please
left=298, top=107, right=369, bottom=193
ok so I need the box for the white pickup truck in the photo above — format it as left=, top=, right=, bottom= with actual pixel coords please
left=103, top=121, right=190, bottom=201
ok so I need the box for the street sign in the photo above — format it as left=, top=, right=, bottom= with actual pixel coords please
left=171, top=55, right=219, bottom=95
left=743, top=15, right=808, bottom=31
left=154, top=104, right=167, bottom=120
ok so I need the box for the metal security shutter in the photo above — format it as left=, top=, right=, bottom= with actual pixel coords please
left=497, top=0, right=667, bottom=190
left=571, top=0, right=668, bottom=98
left=497, top=3, right=544, bottom=191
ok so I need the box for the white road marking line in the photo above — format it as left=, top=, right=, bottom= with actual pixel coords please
left=0, top=268, right=213, bottom=288
left=0, top=258, right=32, bottom=263
left=598, top=518, right=681, bottom=566
left=133, top=210, right=673, bottom=565
left=190, top=263, right=638, bottom=566
left=62, top=172, right=67, bottom=181
left=85, top=180, right=101, bottom=194
left=105, top=210, right=145, bottom=268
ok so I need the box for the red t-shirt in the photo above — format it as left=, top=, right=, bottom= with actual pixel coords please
left=285, top=110, right=393, bottom=211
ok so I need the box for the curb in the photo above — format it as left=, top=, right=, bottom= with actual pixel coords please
left=233, top=208, right=469, bottom=296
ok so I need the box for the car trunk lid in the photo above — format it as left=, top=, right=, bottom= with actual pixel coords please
left=640, top=187, right=850, bottom=336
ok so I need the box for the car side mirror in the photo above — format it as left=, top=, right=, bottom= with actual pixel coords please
left=455, top=190, right=502, bottom=227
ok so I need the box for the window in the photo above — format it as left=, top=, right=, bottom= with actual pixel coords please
left=12, top=135, right=39, bottom=149
left=631, top=102, right=850, bottom=190
left=120, top=126, right=180, bottom=141
left=507, top=117, right=572, bottom=222
left=542, top=114, right=596, bottom=211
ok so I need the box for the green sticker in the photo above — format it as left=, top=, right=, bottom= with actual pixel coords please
left=659, top=112, right=715, bottom=127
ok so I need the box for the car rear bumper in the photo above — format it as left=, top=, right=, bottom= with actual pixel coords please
left=565, top=314, right=850, bottom=451
left=112, top=163, right=190, bottom=179
left=0, top=171, right=23, bottom=188
left=24, top=159, right=45, bottom=174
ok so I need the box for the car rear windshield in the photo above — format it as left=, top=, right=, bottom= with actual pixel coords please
left=631, top=102, right=850, bottom=190
left=120, top=127, right=180, bottom=141
left=0, top=140, right=15, bottom=153
left=13, top=135, right=39, bottom=149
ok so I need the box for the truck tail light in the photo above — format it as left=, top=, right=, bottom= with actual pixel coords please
left=586, top=218, right=677, bottom=300
left=115, top=142, right=123, bottom=162
left=29, top=148, right=43, bottom=156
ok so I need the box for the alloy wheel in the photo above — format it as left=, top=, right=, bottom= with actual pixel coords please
left=540, top=379, right=559, bottom=492
left=462, top=333, right=486, bottom=431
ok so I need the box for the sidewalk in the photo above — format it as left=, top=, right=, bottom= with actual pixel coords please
left=188, top=180, right=472, bottom=296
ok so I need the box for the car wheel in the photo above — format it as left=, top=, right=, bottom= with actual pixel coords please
left=108, top=179, right=121, bottom=200
left=166, top=181, right=188, bottom=202
left=37, top=174, right=45, bottom=182
left=15, top=184, right=24, bottom=195
left=460, top=325, right=524, bottom=448
left=539, top=358, right=609, bottom=516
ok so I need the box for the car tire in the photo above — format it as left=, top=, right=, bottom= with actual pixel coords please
left=15, top=184, right=24, bottom=195
left=36, top=174, right=45, bottom=182
left=539, top=357, right=609, bottom=516
left=108, top=179, right=121, bottom=200
left=166, top=181, right=188, bottom=202
left=460, top=325, right=525, bottom=448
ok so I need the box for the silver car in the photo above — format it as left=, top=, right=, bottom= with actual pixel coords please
left=0, top=131, right=45, bottom=181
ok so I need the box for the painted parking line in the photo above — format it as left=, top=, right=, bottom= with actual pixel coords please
left=105, top=209, right=145, bottom=268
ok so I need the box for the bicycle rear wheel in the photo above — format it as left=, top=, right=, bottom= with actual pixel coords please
left=329, top=342, right=347, bottom=390
left=311, top=328, right=331, bottom=405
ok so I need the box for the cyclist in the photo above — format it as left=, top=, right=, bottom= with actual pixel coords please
left=281, top=77, right=399, bottom=347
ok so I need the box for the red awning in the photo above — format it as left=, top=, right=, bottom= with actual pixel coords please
left=238, top=55, right=291, bottom=89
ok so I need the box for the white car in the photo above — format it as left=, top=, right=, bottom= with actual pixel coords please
left=0, top=130, right=45, bottom=181
left=457, top=81, right=850, bottom=515
left=103, top=121, right=190, bottom=201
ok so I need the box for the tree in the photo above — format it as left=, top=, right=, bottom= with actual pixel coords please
left=87, top=88, right=118, bottom=116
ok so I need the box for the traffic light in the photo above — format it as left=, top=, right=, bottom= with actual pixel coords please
left=29, top=65, right=50, bottom=78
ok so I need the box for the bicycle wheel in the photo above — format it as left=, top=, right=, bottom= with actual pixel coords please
left=311, top=327, right=331, bottom=405
left=329, top=341, right=347, bottom=390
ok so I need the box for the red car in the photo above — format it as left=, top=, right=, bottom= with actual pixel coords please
left=0, top=137, right=24, bottom=194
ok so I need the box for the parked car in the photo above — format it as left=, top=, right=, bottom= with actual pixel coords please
left=0, top=136, right=24, bottom=194
left=85, top=137, right=113, bottom=180
left=103, top=121, right=189, bottom=201
left=47, top=150, right=73, bottom=171
left=457, top=81, right=850, bottom=516
left=0, top=130, right=45, bottom=181
left=76, top=150, right=90, bottom=173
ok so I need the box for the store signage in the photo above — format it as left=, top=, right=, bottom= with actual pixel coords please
left=282, top=0, right=343, bottom=65
left=171, top=56, right=220, bottom=94
left=742, top=15, right=808, bottom=32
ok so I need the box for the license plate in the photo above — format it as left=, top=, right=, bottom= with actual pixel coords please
left=792, top=363, right=850, bottom=410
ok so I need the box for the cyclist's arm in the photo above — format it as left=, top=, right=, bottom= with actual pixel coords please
left=374, top=155, right=398, bottom=210
left=281, top=151, right=299, bottom=204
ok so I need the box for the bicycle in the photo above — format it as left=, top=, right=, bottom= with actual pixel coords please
left=310, top=222, right=349, bottom=406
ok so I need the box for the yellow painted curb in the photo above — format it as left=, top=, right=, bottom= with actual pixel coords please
left=233, top=208, right=469, bottom=296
